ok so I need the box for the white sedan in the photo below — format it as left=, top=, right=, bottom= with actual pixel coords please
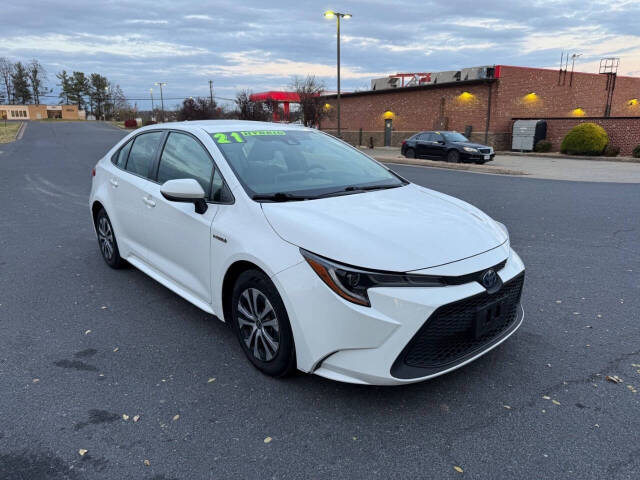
left=89, top=120, right=525, bottom=385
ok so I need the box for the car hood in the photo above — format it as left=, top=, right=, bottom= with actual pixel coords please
left=451, top=141, right=491, bottom=149
left=261, top=184, right=507, bottom=272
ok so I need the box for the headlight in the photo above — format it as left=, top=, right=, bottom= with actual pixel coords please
left=300, top=249, right=445, bottom=307
left=463, top=146, right=478, bottom=153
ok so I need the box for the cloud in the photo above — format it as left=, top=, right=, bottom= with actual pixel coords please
left=190, top=50, right=385, bottom=80
left=184, top=14, right=213, bottom=21
left=125, top=19, right=168, bottom=24
left=2, top=33, right=209, bottom=58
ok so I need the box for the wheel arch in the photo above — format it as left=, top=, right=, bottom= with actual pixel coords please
left=91, top=200, right=105, bottom=227
left=221, top=260, right=268, bottom=323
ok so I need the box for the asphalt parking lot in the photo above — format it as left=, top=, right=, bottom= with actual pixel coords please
left=1, top=121, right=638, bottom=479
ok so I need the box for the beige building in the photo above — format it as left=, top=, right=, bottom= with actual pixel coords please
left=0, top=104, right=84, bottom=120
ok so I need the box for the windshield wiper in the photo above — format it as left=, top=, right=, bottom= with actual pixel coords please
left=252, top=192, right=311, bottom=202
left=316, top=183, right=404, bottom=198
left=344, top=184, right=403, bottom=192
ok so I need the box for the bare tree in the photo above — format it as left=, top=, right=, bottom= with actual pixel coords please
left=0, top=57, right=13, bottom=104
left=27, top=59, right=48, bottom=104
left=290, top=75, right=327, bottom=127
left=235, top=90, right=271, bottom=121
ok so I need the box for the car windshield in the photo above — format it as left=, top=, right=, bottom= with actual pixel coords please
left=442, top=132, right=469, bottom=142
left=210, top=129, right=405, bottom=199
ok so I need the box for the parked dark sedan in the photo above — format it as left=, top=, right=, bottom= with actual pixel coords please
left=401, top=131, right=495, bottom=163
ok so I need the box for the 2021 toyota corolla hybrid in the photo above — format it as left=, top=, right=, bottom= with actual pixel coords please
left=90, top=121, right=524, bottom=385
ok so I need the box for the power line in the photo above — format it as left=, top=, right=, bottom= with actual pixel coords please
left=37, top=94, right=237, bottom=102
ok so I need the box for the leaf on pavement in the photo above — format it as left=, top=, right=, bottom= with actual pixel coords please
left=113, top=347, right=119, bottom=352
left=133, top=415, right=140, bottom=422
left=207, top=378, right=216, bottom=383
left=32, top=378, right=40, bottom=383
left=552, top=399, right=561, bottom=405
left=100, top=306, right=107, bottom=310
left=606, top=375, right=623, bottom=384
left=84, top=330, right=91, bottom=335
left=542, top=395, right=551, bottom=400
left=143, top=459, right=150, bottom=467
left=454, top=466, right=464, bottom=473
left=78, top=449, right=88, bottom=456
left=172, top=414, right=180, bottom=421
left=122, top=414, right=129, bottom=421
left=503, top=405, right=512, bottom=409
left=264, top=436, right=272, bottom=444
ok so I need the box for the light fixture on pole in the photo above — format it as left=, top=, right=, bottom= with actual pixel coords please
left=154, top=82, right=166, bottom=122
left=104, top=86, right=110, bottom=121
left=323, top=10, right=351, bottom=137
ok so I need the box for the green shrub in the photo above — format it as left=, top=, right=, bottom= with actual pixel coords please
left=534, top=140, right=552, bottom=152
left=603, top=145, right=620, bottom=157
left=633, top=145, right=640, bottom=158
left=560, top=123, right=608, bottom=155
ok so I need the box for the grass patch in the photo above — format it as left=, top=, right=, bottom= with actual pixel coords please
left=0, top=122, right=22, bottom=143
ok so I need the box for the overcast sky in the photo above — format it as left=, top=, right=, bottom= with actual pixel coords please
left=3, top=0, right=640, bottom=109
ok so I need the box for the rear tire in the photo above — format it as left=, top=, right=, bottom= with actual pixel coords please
left=447, top=150, right=460, bottom=163
left=96, top=209, right=125, bottom=269
left=231, top=269, right=297, bottom=378
left=405, top=148, right=415, bottom=159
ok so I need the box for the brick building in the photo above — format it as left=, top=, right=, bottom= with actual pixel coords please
left=0, top=104, right=84, bottom=120
left=320, top=65, right=640, bottom=154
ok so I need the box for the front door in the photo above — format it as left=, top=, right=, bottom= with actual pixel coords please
left=143, top=131, right=218, bottom=303
left=430, top=132, right=447, bottom=159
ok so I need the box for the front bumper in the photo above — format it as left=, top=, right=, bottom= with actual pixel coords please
left=273, top=246, right=525, bottom=385
left=461, top=151, right=495, bottom=162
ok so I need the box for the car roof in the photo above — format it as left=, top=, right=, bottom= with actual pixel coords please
left=141, top=120, right=311, bottom=134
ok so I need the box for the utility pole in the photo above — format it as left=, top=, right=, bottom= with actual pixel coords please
left=150, top=88, right=155, bottom=120
left=209, top=80, right=214, bottom=118
left=155, top=82, right=166, bottom=122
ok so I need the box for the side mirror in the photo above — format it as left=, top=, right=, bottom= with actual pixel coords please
left=160, top=178, right=208, bottom=214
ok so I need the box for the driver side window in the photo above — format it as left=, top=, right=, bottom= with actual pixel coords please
left=157, top=132, right=213, bottom=196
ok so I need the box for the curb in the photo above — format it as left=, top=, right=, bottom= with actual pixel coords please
left=497, top=151, right=640, bottom=164
left=16, top=122, right=26, bottom=141
left=373, top=155, right=526, bottom=176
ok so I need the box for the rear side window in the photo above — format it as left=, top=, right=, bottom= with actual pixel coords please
left=113, top=140, right=132, bottom=168
left=125, top=131, right=164, bottom=178
left=157, top=132, right=213, bottom=194
left=418, top=133, right=431, bottom=141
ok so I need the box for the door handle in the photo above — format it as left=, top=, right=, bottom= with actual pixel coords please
left=109, top=178, right=118, bottom=188
left=142, top=196, right=156, bottom=208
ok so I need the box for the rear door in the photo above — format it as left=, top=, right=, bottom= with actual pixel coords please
left=143, top=131, right=220, bottom=304
left=109, top=130, right=164, bottom=262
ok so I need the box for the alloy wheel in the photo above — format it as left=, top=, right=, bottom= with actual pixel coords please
left=237, top=288, right=280, bottom=362
left=97, top=216, right=114, bottom=261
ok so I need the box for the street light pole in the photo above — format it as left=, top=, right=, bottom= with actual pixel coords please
left=324, top=10, right=351, bottom=138
left=155, top=82, right=166, bottom=122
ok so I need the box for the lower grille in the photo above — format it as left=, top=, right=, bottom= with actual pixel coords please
left=391, top=273, right=524, bottom=379
left=479, top=148, right=491, bottom=154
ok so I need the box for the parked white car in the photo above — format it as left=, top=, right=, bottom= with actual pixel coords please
left=89, top=120, right=525, bottom=385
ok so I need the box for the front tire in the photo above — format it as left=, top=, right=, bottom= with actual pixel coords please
left=405, top=148, right=416, bottom=159
left=96, top=209, right=125, bottom=269
left=231, top=269, right=296, bottom=377
left=447, top=150, right=460, bottom=163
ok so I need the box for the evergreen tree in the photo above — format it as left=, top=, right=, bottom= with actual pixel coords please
left=11, top=62, right=32, bottom=104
